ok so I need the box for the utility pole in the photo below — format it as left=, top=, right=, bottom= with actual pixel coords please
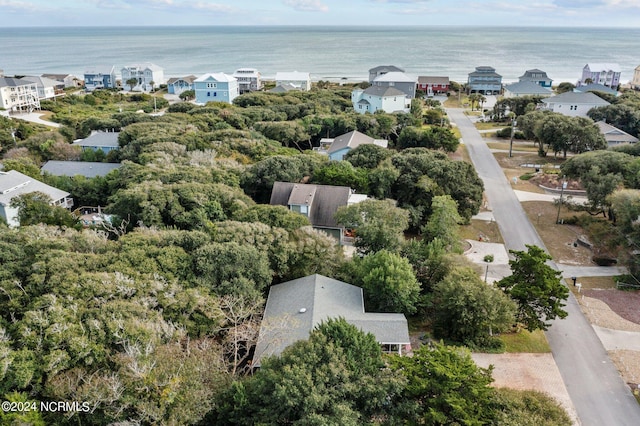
left=556, top=179, right=567, bottom=224
left=508, top=112, right=516, bottom=158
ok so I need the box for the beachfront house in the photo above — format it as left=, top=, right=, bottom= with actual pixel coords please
left=0, top=170, right=72, bottom=227
left=467, top=66, right=502, bottom=95
left=253, top=274, right=411, bottom=367
left=233, top=68, right=263, bottom=93
left=84, top=66, right=117, bottom=91
left=41, top=73, right=82, bottom=89
left=518, top=69, right=553, bottom=88
left=368, top=65, right=405, bottom=83
left=579, top=63, right=621, bottom=89
left=41, top=161, right=122, bottom=178
left=314, top=130, right=388, bottom=161
left=72, top=131, right=120, bottom=154
left=371, top=71, right=418, bottom=99
left=22, top=76, right=63, bottom=100
left=541, top=92, right=610, bottom=118
left=275, top=71, right=311, bottom=91
left=167, top=75, right=197, bottom=95
left=503, top=81, right=552, bottom=98
left=194, top=73, right=239, bottom=104
left=121, top=63, right=164, bottom=92
left=270, top=182, right=367, bottom=243
left=632, top=65, right=640, bottom=90
left=351, top=86, right=410, bottom=114
left=0, top=77, right=41, bottom=112
left=595, top=121, right=638, bottom=147
left=417, top=76, right=450, bottom=96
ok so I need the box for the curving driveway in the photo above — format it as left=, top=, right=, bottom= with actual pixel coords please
left=448, top=108, right=640, bottom=426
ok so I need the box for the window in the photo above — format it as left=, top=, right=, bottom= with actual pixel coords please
left=207, top=83, right=217, bottom=89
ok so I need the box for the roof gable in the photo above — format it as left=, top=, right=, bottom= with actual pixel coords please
left=0, top=170, right=69, bottom=207
left=362, top=86, right=406, bottom=97
left=373, top=71, right=417, bottom=83
left=504, top=81, right=552, bottom=95
left=327, top=130, right=374, bottom=154
left=73, top=131, right=120, bottom=148
left=545, top=92, right=610, bottom=105
left=270, top=182, right=351, bottom=228
left=41, top=161, right=121, bottom=178
left=195, top=73, right=236, bottom=83
left=253, top=274, right=410, bottom=366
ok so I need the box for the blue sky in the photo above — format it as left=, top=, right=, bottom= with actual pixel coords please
left=1, top=0, right=640, bottom=27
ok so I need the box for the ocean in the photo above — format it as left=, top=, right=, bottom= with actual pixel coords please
left=1, top=26, right=639, bottom=85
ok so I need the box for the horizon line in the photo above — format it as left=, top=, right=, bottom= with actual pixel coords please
left=1, top=24, right=640, bottom=29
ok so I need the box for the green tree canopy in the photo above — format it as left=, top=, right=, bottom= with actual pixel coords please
left=422, top=194, right=463, bottom=252
left=498, top=245, right=569, bottom=331
left=335, top=198, right=409, bottom=254
left=343, top=143, right=392, bottom=169
left=10, top=192, right=79, bottom=229
left=388, top=343, right=498, bottom=425
left=433, top=266, right=517, bottom=347
left=215, top=318, right=403, bottom=425
left=391, top=148, right=483, bottom=227
left=397, top=126, right=459, bottom=152
left=349, top=250, right=420, bottom=315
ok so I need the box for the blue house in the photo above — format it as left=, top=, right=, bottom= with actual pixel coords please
left=468, top=66, right=502, bottom=95
left=72, top=131, right=120, bottom=154
left=194, top=73, right=239, bottom=104
left=167, top=75, right=196, bottom=95
left=84, top=65, right=117, bottom=91
left=315, top=130, right=388, bottom=161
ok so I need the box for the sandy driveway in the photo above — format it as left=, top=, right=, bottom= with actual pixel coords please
left=472, top=352, right=579, bottom=425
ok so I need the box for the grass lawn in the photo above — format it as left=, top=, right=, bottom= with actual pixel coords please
left=521, top=201, right=595, bottom=265
left=567, top=276, right=617, bottom=296
left=500, top=329, right=551, bottom=353
left=486, top=141, right=539, bottom=153
left=460, top=218, right=504, bottom=244
left=475, top=122, right=507, bottom=131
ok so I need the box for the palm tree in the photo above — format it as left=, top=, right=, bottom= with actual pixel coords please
left=468, top=93, right=479, bottom=111
left=478, top=94, right=487, bottom=112
left=126, top=77, right=138, bottom=92
left=149, top=80, right=155, bottom=93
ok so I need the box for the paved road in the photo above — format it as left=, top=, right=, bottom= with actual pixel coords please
left=448, top=108, right=640, bottom=426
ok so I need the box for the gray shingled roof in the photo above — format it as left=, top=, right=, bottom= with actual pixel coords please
left=362, top=86, right=406, bottom=97
left=41, top=161, right=121, bottom=178
left=369, top=65, right=404, bottom=74
left=596, top=121, right=639, bottom=144
left=167, top=75, right=197, bottom=85
left=469, top=66, right=501, bottom=78
left=504, top=81, right=552, bottom=95
left=327, top=130, right=374, bottom=154
left=270, top=83, right=298, bottom=93
left=253, top=274, right=410, bottom=367
left=270, top=182, right=351, bottom=228
left=545, top=91, right=610, bottom=105
left=72, top=132, right=120, bottom=148
left=0, top=77, right=33, bottom=88
left=575, top=84, right=618, bottom=95
left=0, top=170, right=69, bottom=207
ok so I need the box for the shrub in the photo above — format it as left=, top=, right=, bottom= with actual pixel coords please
left=520, top=173, right=534, bottom=180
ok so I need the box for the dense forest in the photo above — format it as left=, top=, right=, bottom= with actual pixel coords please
left=0, top=86, right=580, bottom=424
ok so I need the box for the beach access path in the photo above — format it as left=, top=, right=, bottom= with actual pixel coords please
left=448, top=107, right=640, bottom=426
